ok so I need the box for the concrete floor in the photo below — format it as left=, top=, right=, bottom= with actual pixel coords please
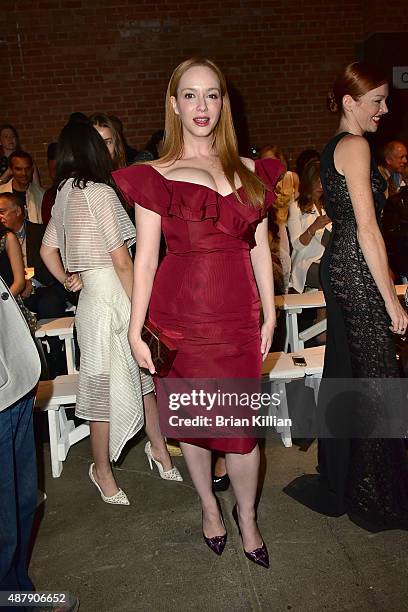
left=30, top=424, right=408, bottom=612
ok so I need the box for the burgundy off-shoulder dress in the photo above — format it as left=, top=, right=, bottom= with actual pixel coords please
left=113, top=158, right=283, bottom=454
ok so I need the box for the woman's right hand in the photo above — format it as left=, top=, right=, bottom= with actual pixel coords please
left=385, top=297, right=408, bottom=335
left=65, top=273, right=82, bottom=292
left=128, top=334, right=156, bottom=374
left=312, top=214, right=331, bottom=231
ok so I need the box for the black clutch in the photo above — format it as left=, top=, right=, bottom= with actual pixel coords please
left=141, top=320, right=178, bottom=377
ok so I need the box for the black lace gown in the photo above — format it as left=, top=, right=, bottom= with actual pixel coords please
left=286, top=132, right=408, bottom=531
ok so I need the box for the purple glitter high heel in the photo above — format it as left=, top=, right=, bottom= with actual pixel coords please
left=203, top=531, right=227, bottom=556
left=202, top=503, right=227, bottom=556
left=232, top=504, right=269, bottom=569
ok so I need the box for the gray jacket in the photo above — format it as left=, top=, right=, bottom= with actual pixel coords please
left=0, top=276, right=40, bottom=411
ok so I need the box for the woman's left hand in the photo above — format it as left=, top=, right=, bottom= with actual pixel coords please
left=386, top=297, right=408, bottom=335
left=260, top=317, right=276, bottom=361
left=65, top=273, right=82, bottom=292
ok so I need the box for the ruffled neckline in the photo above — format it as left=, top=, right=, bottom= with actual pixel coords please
left=113, top=158, right=284, bottom=248
left=145, top=163, right=250, bottom=199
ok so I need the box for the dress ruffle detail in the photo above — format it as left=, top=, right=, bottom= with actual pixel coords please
left=113, top=158, right=284, bottom=248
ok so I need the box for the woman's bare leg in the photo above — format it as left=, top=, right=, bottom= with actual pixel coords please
left=89, top=421, right=119, bottom=497
left=180, top=442, right=225, bottom=538
left=226, top=444, right=263, bottom=551
left=143, top=391, right=173, bottom=472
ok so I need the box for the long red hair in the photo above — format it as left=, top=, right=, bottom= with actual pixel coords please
left=158, top=58, right=266, bottom=208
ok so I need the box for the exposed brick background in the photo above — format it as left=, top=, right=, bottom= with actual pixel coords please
left=1, top=0, right=407, bottom=186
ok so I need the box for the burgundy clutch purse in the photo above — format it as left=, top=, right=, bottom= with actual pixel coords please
left=141, top=320, right=178, bottom=377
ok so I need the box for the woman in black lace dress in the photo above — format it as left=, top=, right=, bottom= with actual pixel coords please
left=298, top=63, right=408, bottom=530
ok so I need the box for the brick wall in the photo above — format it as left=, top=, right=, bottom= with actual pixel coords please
left=0, top=0, right=406, bottom=185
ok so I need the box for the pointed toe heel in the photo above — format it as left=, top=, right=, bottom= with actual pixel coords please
left=202, top=500, right=227, bottom=556
left=232, top=504, right=269, bottom=569
left=203, top=532, right=227, bottom=556
left=244, top=542, right=269, bottom=568
left=89, top=463, right=130, bottom=506
left=145, top=441, right=183, bottom=482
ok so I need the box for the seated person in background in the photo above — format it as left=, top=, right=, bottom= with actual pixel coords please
left=295, top=148, right=320, bottom=185
left=0, top=220, right=37, bottom=332
left=260, top=144, right=299, bottom=201
left=287, top=160, right=331, bottom=293
left=41, top=142, right=58, bottom=226
left=260, top=145, right=293, bottom=292
left=0, top=124, right=41, bottom=186
left=0, top=150, right=44, bottom=222
left=267, top=211, right=288, bottom=296
left=0, top=193, right=69, bottom=375
left=0, top=193, right=67, bottom=318
left=0, top=222, right=25, bottom=297
left=123, top=129, right=166, bottom=163
left=269, top=186, right=291, bottom=295
left=378, top=140, right=407, bottom=198
left=144, top=129, right=165, bottom=160
left=382, top=185, right=408, bottom=282
left=403, top=162, right=408, bottom=185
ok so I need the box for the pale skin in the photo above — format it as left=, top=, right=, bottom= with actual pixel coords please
left=40, top=242, right=174, bottom=496
left=334, top=83, right=408, bottom=335
left=3, top=231, right=25, bottom=296
left=93, top=125, right=115, bottom=160
left=129, top=65, right=275, bottom=552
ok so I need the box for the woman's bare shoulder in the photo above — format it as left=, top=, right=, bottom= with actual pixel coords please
left=4, top=230, right=16, bottom=242
left=335, top=134, right=370, bottom=175
left=240, top=156, right=256, bottom=172
left=337, top=133, right=370, bottom=154
left=4, top=231, right=19, bottom=250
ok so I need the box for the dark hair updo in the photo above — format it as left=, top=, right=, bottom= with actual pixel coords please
left=326, top=61, right=387, bottom=114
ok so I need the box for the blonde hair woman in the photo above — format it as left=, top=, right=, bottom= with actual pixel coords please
left=114, top=58, right=283, bottom=566
left=259, top=145, right=294, bottom=293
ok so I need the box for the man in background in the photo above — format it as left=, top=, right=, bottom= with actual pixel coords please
left=0, top=193, right=66, bottom=320
left=0, top=193, right=68, bottom=376
left=379, top=140, right=407, bottom=198
left=0, top=151, right=44, bottom=223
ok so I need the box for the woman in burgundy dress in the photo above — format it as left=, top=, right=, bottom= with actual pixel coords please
left=114, top=58, right=283, bottom=567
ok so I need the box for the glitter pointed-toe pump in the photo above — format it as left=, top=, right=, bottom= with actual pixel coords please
left=232, top=504, right=269, bottom=568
